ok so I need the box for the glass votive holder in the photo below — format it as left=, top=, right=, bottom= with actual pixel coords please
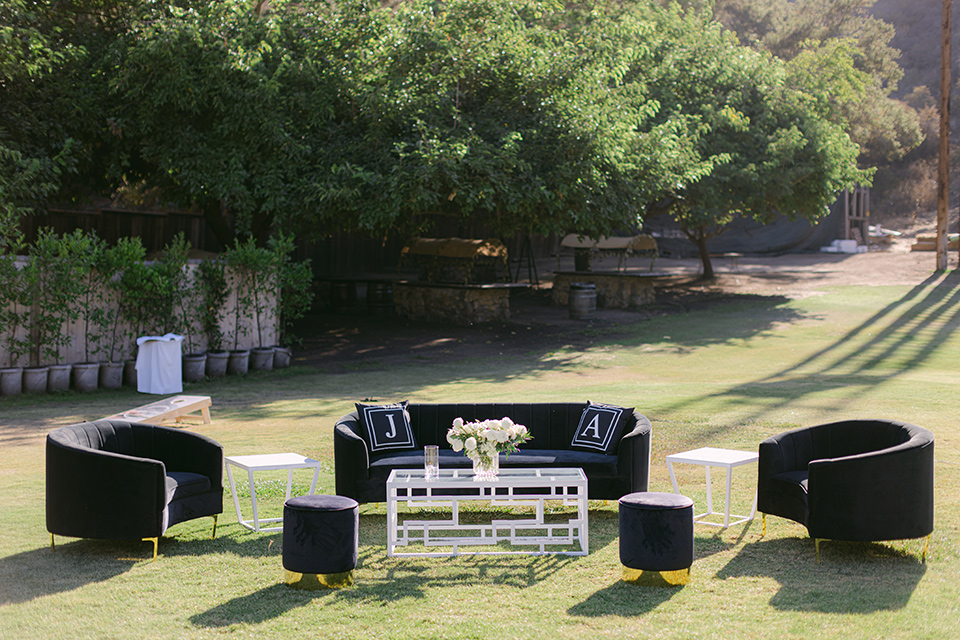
left=424, top=445, right=439, bottom=479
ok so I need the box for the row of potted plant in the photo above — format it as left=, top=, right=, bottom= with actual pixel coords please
left=0, top=230, right=313, bottom=395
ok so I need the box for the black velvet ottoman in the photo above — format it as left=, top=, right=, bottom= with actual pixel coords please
left=619, top=491, right=694, bottom=586
left=282, top=494, right=359, bottom=589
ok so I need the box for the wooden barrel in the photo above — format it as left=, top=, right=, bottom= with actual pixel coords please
left=569, top=282, right=596, bottom=319
left=367, top=282, right=394, bottom=315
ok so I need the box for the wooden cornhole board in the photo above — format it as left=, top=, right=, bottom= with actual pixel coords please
left=105, top=395, right=212, bottom=426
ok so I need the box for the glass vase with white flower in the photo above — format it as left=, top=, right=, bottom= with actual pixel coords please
left=446, top=417, right=532, bottom=479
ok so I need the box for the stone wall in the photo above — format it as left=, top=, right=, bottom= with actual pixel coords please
left=552, top=271, right=663, bottom=310
left=394, top=283, right=518, bottom=324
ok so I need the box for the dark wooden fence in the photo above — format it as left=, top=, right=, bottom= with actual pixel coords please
left=22, top=208, right=222, bottom=255
left=23, top=208, right=558, bottom=280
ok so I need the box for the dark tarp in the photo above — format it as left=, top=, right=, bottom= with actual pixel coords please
left=642, top=202, right=844, bottom=258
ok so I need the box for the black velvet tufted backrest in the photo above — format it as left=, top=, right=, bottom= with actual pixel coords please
left=405, top=402, right=633, bottom=450
left=48, top=419, right=223, bottom=477
left=771, top=419, right=932, bottom=470
left=49, top=420, right=162, bottom=458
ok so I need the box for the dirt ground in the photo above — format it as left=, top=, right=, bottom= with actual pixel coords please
left=292, top=219, right=960, bottom=369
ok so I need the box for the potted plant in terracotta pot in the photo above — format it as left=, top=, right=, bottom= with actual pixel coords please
left=0, top=250, right=25, bottom=395
left=269, top=232, right=314, bottom=368
left=159, top=234, right=206, bottom=382
left=112, top=244, right=155, bottom=388
left=59, top=230, right=109, bottom=392
left=23, top=230, right=92, bottom=393
left=224, top=238, right=271, bottom=374
left=90, top=237, right=144, bottom=390
left=199, top=256, right=230, bottom=377
left=228, top=237, right=278, bottom=372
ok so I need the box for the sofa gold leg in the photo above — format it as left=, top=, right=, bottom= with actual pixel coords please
left=143, top=537, right=159, bottom=561
left=211, top=514, right=219, bottom=540
left=762, top=513, right=767, bottom=537
left=50, top=533, right=55, bottom=552
left=921, top=534, right=930, bottom=563
left=815, top=538, right=824, bottom=563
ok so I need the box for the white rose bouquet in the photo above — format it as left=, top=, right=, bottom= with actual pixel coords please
left=446, top=417, right=532, bottom=470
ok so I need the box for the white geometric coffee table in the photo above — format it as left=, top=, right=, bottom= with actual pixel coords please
left=386, top=467, right=588, bottom=557
left=665, top=447, right=758, bottom=528
left=224, top=453, right=321, bottom=532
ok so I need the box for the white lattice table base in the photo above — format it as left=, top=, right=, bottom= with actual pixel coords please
left=386, top=468, right=588, bottom=557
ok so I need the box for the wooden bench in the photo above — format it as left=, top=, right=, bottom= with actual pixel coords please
left=105, top=395, right=213, bottom=426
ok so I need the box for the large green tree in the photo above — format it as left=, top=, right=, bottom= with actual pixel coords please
left=0, top=0, right=82, bottom=250
left=299, top=0, right=695, bottom=240
left=712, top=0, right=923, bottom=167
left=1, top=0, right=871, bottom=267
left=612, top=3, right=869, bottom=277
left=107, top=1, right=319, bottom=243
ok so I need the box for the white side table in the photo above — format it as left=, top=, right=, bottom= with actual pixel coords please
left=225, top=453, right=321, bottom=532
left=665, top=447, right=758, bottom=528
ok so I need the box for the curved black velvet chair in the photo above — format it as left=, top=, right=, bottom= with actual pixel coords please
left=757, top=419, right=934, bottom=560
left=46, top=419, right=223, bottom=560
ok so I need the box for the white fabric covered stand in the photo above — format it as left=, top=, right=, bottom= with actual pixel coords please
left=136, top=334, right=184, bottom=395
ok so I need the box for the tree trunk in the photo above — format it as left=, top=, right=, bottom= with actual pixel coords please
left=696, top=235, right=715, bottom=280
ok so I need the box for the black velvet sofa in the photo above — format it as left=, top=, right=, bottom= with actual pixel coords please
left=46, top=419, right=223, bottom=559
left=758, top=419, right=934, bottom=558
left=334, top=402, right=652, bottom=503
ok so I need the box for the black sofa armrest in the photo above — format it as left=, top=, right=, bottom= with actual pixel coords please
left=757, top=429, right=815, bottom=517
left=46, top=435, right=167, bottom=540
left=140, top=423, right=224, bottom=488
left=334, top=412, right=371, bottom=500
left=807, top=438, right=935, bottom=542
left=616, top=411, right=652, bottom=493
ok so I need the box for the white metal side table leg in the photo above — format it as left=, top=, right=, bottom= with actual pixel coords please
left=705, top=464, right=714, bottom=520
left=667, top=459, right=679, bottom=493
left=226, top=462, right=244, bottom=530
left=248, top=468, right=261, bottom=531
left=724, top=465, right=734, bottom=528
left=284, top=468, right=294, bottom=501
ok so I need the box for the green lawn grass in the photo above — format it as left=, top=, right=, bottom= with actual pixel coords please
left=2, top=276, right=959, bottom=639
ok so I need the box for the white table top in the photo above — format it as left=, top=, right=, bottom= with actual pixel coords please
left=666, top=447, right=758, bottom=467
left=224, top=452, right=320, bottom=471
left=388, top=467, right=587, bottom=487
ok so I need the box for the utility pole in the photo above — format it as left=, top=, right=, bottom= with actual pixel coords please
left=937, top=0, right=952, bottom=271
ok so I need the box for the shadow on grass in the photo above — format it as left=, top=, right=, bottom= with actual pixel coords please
left=568, top=578, right=682, bottom=617
left=716, top=537, right=927, bottom=613
left=0, top=520, right=290, bottom=606
left=191, top=552, right=586, bottom=629
left=190, top=583, right=332, bottom=627
left=660, top=271, right=960, bottom=430
left=565, top=530, right=739, bottom=618
left=218, top=289, right=804, bottom=392
left=190, top=508, right=616, bottom=628
left=0, top=539, right=150, bottom=605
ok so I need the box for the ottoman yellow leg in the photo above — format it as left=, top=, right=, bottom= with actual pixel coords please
left=284, top=569, right=355, bottom=590
left=623, top=566, right=691, bottom=587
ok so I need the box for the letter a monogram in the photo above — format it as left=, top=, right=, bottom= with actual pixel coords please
left=582, top=414, right=602, bottom=440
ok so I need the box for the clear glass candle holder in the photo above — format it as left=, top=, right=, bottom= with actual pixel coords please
left=424, top=445, right=439, bottom=479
